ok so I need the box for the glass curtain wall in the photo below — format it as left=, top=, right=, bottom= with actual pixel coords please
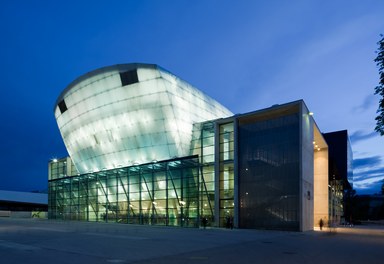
left=190, top=121, right=235, bottom=228
left=49, top=157, right=78, bottom=180
left=238, top=113, right=300, bottom=231
left=218, top=122, right=235, bottom=228
left=190, top=122, right=215, bottom=226
left=49, top=156, right=200, bottom=227
left=49, top=158, right=67, bottom=180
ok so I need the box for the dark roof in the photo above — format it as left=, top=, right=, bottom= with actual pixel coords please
left=0, top=190, right=48, bottom=205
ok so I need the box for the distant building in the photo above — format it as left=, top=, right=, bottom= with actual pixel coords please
left=48, top=63, right=348, bottom=231
left=0, top=190, right=47, bottom=218
left=353, top=194, right=384, bottom=221
left=323, top=130, right=353, bottom=224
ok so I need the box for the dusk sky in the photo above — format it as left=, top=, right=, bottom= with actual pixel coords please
left=0, top=0, right=383, bottom=194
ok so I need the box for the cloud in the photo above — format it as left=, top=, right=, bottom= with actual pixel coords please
left=354, top=178, right=384, bottom=195
left=298, top=14, right=383, bottom=64
left=353, top=156, right=382, bottom=169
left=350, top=130, right=378, bottom=143
left=353, top=167, right=384, bottom=182
left=355, top=179, right=383, bottom=195
left=354, top=166, right=384, bottom=175
left=353, top=94, right=377, bottom=113
left=353, top=159, right=384, bottom=194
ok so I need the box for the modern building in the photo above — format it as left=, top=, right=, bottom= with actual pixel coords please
left=0, top=190, right=47, bottom=218
left=323, top=130, right=353, bottom=224
left=49, top=63, right=338, bottom=231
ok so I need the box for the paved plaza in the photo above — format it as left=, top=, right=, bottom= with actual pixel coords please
left=0, top=218, right=383, bottom=264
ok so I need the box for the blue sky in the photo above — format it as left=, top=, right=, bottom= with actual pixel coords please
left=0, top=0, right=383, bottom=194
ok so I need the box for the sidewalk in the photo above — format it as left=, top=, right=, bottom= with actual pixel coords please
left=0, top=218, right=383, bottom=264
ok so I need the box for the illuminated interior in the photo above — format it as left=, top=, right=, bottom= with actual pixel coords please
left=54, top=64, right=232, bottom=174
left=313, top=124, right=329, bottom=228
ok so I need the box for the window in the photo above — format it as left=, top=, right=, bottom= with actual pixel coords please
left=58, top=99, right=67, bottom=114
left=120, top=70, right=139, bottom=86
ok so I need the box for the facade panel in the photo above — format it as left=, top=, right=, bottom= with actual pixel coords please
left=238, top=112, right=300, bottom=230
left=54, top=64, right=232, bottom=174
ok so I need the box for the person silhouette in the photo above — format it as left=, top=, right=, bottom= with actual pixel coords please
left=202, top=216, right=208, bottom=229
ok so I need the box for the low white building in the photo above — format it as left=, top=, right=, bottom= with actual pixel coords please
left=0, top=190, right=47, bottom=218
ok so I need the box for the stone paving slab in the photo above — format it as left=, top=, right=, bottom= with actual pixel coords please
left=0, top=218, right=383, bottom=264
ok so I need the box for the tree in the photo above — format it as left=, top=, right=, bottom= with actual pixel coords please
left=381, top=179, right=384, bottom=195
left=374, top=34, right=384, bottom=135
left=344, top=188, right=356, bottom=223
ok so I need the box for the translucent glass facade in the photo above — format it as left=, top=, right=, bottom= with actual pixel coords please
left=49, top=156, right=202, bottom=227
left=54, top=64, right=232, bottom=174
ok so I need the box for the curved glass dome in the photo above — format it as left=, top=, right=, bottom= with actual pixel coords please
left=54, top=63, right=232, bottom=173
